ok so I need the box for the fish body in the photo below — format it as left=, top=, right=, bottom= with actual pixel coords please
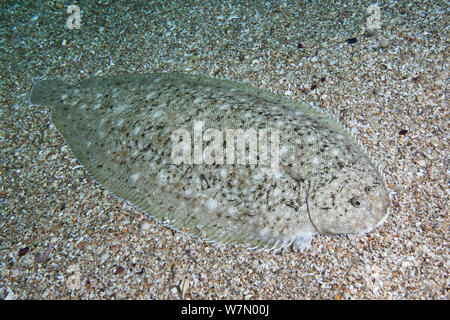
left=30, top=73, right=390, bottom=250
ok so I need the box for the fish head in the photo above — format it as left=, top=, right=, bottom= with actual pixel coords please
left=307, top=164, right=390, bottom=235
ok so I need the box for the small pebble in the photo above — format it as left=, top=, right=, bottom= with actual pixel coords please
left=141, top=222, right=151, bottom=232
left=114, top=266, right=125, bottom=275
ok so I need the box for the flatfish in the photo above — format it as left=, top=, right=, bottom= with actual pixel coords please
left=30, top=73, right=390, bottom=250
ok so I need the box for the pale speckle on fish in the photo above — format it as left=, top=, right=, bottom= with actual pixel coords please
left=29, top=73, right=390, bottom=250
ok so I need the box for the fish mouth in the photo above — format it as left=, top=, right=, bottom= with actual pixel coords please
left=361, top=191, right=391, bottom=233
left=359, top=207, right=389, bottom=233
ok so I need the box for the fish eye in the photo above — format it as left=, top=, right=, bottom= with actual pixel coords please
left=364, top=186, right=373, bottom=193
left=350, top=197, right=361, bottom=207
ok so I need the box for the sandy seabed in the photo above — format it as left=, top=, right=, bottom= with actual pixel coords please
left=0, top=0, right=447, bottom=299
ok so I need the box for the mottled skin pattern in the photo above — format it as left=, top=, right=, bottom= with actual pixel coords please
left=30, top=73, right=390, bottom=250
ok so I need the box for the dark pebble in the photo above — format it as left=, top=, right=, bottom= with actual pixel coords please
left=399, top=129, right=409, bottom=136
left=346, top=37, right=358, bottom=44
left=115, top=265, right=125, bottom=275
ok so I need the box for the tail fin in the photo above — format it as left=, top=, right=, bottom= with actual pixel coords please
left=29, top=79, right=69, bottom=107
